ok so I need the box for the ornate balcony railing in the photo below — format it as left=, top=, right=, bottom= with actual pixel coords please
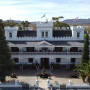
left=11, top=52, right=82, bottom=55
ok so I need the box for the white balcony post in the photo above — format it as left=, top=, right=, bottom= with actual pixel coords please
left=15, top=80, right=18, bottom=85
left=47, top=77, right=50, bottom=88
left=68, top=80, right=72, bottom=85
left=36, top=78, right=39, bottom=86
left=66, top=47, right=70, bottom=69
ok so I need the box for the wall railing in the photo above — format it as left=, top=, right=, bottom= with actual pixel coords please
left=11, top=52, right=82, bottom=55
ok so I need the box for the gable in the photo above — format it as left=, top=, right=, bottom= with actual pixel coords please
left=36, top=41, right=53, bottom=46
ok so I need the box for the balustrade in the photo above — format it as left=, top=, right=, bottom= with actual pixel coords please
left=11, top=51, right=82, bottom=55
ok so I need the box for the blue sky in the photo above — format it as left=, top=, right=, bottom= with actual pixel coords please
left=0, top=0, right=90, bottom=21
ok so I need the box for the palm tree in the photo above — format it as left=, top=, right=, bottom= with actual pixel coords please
left=52, top=16, right=64, bottom=22
left=76, top=63, right=86, bottom=82
left=25, top=21, right=30, bottom=30
left=21, top=21, right=25, bottom=30
left=21, top=21, right=30, bottom=30
left=77, top=60, right=90, bottom=83
left=84, top=61, right=90, bottom=82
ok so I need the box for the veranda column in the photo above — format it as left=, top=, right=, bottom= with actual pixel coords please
left=66, top=47, right=70, bottom=69
left=50, top=56, right=54, bottom=70
left=19, top=47, right=24, bottom=70
left=35, top=56, right=40, bottom=70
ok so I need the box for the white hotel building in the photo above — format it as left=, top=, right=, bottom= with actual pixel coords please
left=4, top=22, right=90, bottom=69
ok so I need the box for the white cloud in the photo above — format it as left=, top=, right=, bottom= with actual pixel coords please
left=0, top=0, right=90, bottom=21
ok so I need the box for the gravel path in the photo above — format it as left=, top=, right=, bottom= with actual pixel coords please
left=6, top=68, right=83, bottom=89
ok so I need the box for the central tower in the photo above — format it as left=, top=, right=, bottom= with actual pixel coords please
left=36, top=22, right=53, bottom=40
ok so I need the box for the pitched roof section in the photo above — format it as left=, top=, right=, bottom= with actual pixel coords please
left=49, top=41, right=84, bottom=47
left=17, top=31, right=37, bottom=37
left=53, top=30, right=72, bottom=37
left=36, top=41, right=54, bottom=46
left=17, top=30, right=72, bottom=37
left=8, top=41, right=84, bottom=47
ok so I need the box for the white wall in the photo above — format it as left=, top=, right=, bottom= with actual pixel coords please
left=4, top=22, right=85, bottom=41
left=4, top=26, right=18, bottom=40
left=11, top=54, right=82, bottom=65
left=70, top=26, right=85, bottom=40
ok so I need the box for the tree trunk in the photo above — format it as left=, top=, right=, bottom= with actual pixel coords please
left=85, top=76, right=90, bottom=83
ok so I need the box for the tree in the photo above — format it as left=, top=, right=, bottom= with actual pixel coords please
left=52, top=16, right=70, bottom=30
left=21, top=21, right=30, bottom=30
left=0, top=19, right=4, bottom=29
left=21, top=21, right=25, bottom=30
left=76, top=33, right=90, bottom=83
left=53, top=21, right=70, bottom=30
left=0, top=22, right=14, bottom=82
left=81, top=34, right=89, bottom=63
left=52, top=16, right=64, bottom=21
left=25, top=21, right=30, bottom=30
left=18, top=24, right=22, bottom=30
left=77, top=60, right=90, bottom=83
left=3, top=20, right=19, bottom=27
left=76, top=63, right=86, bottom=82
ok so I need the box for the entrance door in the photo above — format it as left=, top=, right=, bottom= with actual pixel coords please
left=41, top=58, right=49, bottom=69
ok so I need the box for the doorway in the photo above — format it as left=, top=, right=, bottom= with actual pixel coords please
left=40, top=58, right=49, bottom=69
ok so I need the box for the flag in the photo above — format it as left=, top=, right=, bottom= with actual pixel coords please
left=73, top=17, right=78, bottom=21
left=41, top=14, right=45, bottom=18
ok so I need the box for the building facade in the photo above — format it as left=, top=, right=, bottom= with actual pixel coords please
left=4, top=22, right=90, bottom=69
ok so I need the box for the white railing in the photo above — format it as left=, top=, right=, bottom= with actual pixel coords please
left=69, top=52, right=82, bottom=55
left=11, top=52, right=82, bottom=55
left=0, top=82, right=22, bottom=88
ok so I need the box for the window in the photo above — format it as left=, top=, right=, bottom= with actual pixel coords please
left=46, top=31, right=48, bottom=37
left=14, top=58, right=19, bottom=63
left=9, top=33, right=12, bottom=38
left=71, top=58, right=76, bottom=63
left=42, top=31, right=44, bottom=37
left=70, top=47, right=78, bottom=52
left=26, top=47, right=34, bottom=52
left=77, top=32, right=80, bottom=37
left=11, top=47, right=19, bottom=52
left=56, top=58, right=61, bottom=63
left=54, top=47, right=63, bottom=52
left=28, top=58, right=33, bottom=63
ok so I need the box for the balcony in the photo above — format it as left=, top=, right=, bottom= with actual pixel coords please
left=11, top=51, right=82, bottom=55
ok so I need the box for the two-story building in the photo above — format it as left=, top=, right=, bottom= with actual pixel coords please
left=4, top=22, right=90, bottom=69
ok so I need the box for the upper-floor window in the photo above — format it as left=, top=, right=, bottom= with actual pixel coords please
left=11, top=47, right=19, bottom=52
left=26, top=47, right=34, bottom=52
left=70, top=47, right=78, bottom=52
left=42, top=31, right=44, bottom=37
left=9, top=32, right=12, bottom=38
left=77, top=32, right=80, bottom=37
left=46, top=31, right=48, bottom=37
left=54, top=47, right=63, bottom=52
